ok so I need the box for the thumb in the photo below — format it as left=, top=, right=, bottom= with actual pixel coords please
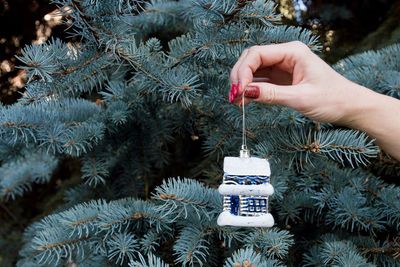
left=244, top=82, right=299, bottom=107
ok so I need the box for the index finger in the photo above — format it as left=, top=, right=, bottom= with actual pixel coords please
left=236, top=41, right=311, bottom=94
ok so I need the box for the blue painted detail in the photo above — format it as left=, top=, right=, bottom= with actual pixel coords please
left=230, top=195, right=240, bottom=215
left=246, top=197, right=267, bottom=213
left=223, top=174, right=270, bottom=180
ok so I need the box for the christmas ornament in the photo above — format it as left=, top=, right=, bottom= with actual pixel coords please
left=217, top=88, right=274, bottom=227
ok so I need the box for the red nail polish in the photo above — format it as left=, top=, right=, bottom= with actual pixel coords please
left=244, top=86, right=260, bottom=98
left=232, top=83, right=238, bottom=98
left=229, top=88, right=234, bottom=103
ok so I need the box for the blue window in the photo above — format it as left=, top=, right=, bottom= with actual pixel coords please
left=246, top=198, right=267, bottom=213
left=230, top=195, right=240, bottom=215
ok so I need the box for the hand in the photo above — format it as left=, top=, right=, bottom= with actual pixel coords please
left=229, top=41, right=377, bottom=126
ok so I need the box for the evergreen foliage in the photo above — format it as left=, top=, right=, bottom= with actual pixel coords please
left=0, top=0, right=399, bottom=266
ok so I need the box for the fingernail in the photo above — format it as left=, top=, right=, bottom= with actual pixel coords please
left=229, top=84, right=237, bottom=103
left=244, top=86, right=260, bottom=98
left=229, top=87, right=234, bottom=103
left=232, top=83, right=238, bottom=97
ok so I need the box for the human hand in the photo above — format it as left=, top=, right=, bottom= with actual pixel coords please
left=229, top=41, right=377, bottom=126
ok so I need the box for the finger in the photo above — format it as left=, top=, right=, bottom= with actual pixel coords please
left=237, top=41, right=311, bottom=94
left=243, top=82, right=301, bottom=107
left=230, top=48, right=250, bottom=85
left=229, top=49, right=251, bottom=103
left=231, top=77, right=270, bottom=103
left=232, top=77, right=270, bottom=103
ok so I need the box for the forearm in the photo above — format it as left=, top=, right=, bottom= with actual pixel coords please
left=345, top=84, right=400, bottom=160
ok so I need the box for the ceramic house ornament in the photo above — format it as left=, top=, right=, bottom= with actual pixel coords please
left=217, top=152, right=275, bottom=227
left=217, top=91, right=274, bottom=227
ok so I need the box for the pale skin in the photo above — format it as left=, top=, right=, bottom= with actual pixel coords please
left=229, top=41, right=400, bottom=161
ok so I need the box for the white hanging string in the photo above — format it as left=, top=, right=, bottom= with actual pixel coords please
left=242, top=88, right=247, bottom=150
left=238, top=13, right=248, bottom=154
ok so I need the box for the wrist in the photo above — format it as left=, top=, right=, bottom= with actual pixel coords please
left=342, top=84, right=400, bottom=160
left=340, top=83, right=381, bottom=130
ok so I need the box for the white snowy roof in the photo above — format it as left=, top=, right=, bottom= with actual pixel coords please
left=223, top=156, right=270, bottom=176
